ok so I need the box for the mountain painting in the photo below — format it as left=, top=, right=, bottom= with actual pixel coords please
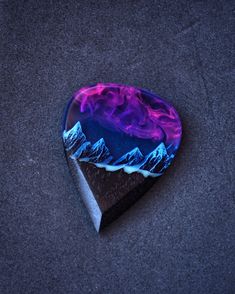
left=63, top=83, right=182, bottom=178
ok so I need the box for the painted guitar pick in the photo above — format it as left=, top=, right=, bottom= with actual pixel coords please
left=62, top=83, right=182, bottom=231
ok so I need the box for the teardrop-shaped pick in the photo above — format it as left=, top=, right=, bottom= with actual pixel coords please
left=62, top=83, right=182, bottom=231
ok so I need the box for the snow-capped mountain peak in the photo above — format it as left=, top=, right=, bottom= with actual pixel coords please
left=63, top=121, right=86, bottom=151
left=113, top=147, right=144, bottom=166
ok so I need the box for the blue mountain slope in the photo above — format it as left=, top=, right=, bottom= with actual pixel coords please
left=113, top=147, right=144, bottom=166
left=70, top=141, right=92, bottom=159
left=80, top=138, right=113, bottom=164
left=63, top=121, right=86, bottom=151
left=139, top=143, right=168, bottom=173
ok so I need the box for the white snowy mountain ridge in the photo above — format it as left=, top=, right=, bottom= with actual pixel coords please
left=63, top=121, right=173, bottom=177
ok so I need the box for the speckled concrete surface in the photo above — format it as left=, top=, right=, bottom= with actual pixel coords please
left=1, top=1, right=234, bottom=293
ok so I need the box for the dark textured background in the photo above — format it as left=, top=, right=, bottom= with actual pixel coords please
left=1, top=1, right=234, bottom=293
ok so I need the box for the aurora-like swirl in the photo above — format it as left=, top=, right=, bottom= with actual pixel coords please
left=69, top=83, right=181, bottom=149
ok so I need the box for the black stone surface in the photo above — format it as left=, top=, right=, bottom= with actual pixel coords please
left=68, top=158, right=156, bottom=231
left=1, top=1, right=234, bottom=293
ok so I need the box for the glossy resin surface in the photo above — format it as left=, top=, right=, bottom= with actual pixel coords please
left=63, top=83, right=182, bottom=177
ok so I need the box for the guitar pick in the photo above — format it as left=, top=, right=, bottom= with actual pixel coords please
left=62, top=83, right=182, bottom=231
